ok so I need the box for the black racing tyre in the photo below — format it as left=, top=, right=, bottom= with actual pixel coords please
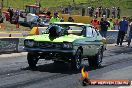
left=27, top=52, right=39, bottom=69
left=88, top=48, right=103, bottom=67
left=71, top=49, right=83, bottom=70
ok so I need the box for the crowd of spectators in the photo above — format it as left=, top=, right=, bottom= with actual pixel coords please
left=87, top=6, right=121, bottom=19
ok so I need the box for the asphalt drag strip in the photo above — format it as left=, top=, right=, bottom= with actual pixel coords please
left=0, top=45, right=132, bottom=88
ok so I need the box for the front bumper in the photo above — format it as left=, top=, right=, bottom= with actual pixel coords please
left=24, top=47, right=76, bottom=61
left=24, top=47, right=75, bottom=53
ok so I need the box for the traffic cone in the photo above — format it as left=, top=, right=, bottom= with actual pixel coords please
left=29, top=27, right=39, bottom=35
left=35, top=26, right=39, bottom=35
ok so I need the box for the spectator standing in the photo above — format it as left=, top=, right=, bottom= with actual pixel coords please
left=99, top=18, right=110, bottom=38
left=89, top=8, right=92, bottom=17
left=108, top=18, right=114, bottom=30
left=91, top=7, right=94, bottom=17
left=115, top=17, right=128, bottom=46
left=46, top=11, right=51, bottom=18
left=87, top=7, right=91, bottom=16
left=0, top=8, right=4, bottom=23
left=112, top=7, right=116, bottom=18
left=68, top=17, right=74, bottom=22
left=91, top=15, right=99, bottom=29
left=127, top=18, right=132, bottom=47
left=117, top=7, right=121, bottom=19
left=98, top=6, right=102, bottom=17
left=50, top=12, right=60, bottom=24
left=106, top=8, right=110, bottom=18
left=114, top=19, right=119, bottom=30
left=102, top=8, right=106, bottom=17
left=60, top=17, right=64, bottom=22
left=89, top=7, right=94, bottom=17
left=16, top=8, right=20, bottom=24
left=95, top=8, right=99, bottom=18
left=0, top=8, right=2, bottom=17
left=8, top=7, right=14, bottom=23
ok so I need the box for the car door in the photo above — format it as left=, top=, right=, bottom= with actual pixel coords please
left=82, top=26, right=95, bottom=56
left=91, top=27, right=103, bottom=55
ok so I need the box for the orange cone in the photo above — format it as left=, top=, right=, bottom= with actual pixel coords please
left=29, top=27, right=39, bottom=35
left=35, top=26, right=39, bottom=35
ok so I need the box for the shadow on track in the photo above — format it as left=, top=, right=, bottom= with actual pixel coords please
left=22, top=61, right=106, bottom=75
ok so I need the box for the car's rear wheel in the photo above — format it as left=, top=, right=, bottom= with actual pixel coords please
left=27, top=52, right=39, bottom=69
left=71, top=49, right=83, bottom=70
left=88, top=48, right=103, bottom=67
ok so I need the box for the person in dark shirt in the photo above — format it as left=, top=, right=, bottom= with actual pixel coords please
left=115, top=16, right=128, bottom=46
left=8, top=7, right=14, bottom=23
left=68, top=17, right=74, bottom=22
left=99, top=17, right=110, bottom=38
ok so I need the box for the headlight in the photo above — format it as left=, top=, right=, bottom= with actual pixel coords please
left=63, top=43, right=73, bottom=49
left=24, top=40, right=34, bottom=47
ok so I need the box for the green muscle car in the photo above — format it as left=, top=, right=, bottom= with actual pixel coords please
left=24, top=22, right=106, bottom=70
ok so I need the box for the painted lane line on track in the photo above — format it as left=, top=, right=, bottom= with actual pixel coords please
left=0, top=52, right=27, bottom=58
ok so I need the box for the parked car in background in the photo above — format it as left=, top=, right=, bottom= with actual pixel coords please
left=30, top=14, right=50, bottom=28
left=24, top=22, right=107, bottom=70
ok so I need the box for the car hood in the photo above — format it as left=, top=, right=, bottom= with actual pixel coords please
left=26, top=34, right=85, bottom=42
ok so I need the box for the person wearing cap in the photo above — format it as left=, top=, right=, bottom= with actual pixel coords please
left=108, top=18, right=114, bottom=30
left=115, top=16, right=128, bottom=46
left=50, top=12, right=60, bottom=24
left=127, top=18, right=132, bottom=47
left=91, top=15, right=99, bottom=29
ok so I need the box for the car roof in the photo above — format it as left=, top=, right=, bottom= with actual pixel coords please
left=53, top=22, right=90, bottom=26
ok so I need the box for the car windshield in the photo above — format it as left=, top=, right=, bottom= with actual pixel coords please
left=44, top=24, right=84, bottom=36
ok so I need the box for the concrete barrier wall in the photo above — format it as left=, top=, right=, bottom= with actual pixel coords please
left=0, top=38, right=25, bottom=53
left=106, top=30, right=119, bottom=44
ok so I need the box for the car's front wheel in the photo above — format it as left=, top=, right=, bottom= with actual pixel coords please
left=88, top=48, right=103, bottom=67
left=27, top=52, right=39, bottom=69
left=71, top=49, right=83, bottom=70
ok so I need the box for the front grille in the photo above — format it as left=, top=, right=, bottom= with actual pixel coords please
left=35, top=42, right=62, bottom=49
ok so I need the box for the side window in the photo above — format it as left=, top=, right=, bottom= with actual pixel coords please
left=69, top=26, right=83, bottom=30
left=86, top=27, right=93, bottom=37
left=92, top=28, right=98, bottom=37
